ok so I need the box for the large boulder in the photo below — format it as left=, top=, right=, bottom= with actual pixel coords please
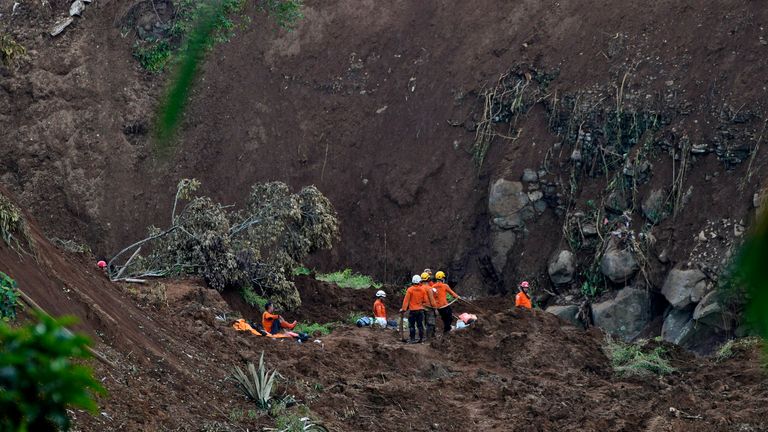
left=642, top=188, right=667, bottom=224
left=661, top=268, right=708, bottom=309
left=547, top=250, right=576, bottom=286
left=490, top=229, right=516, bottom=274
left=661, top=308, right=694, bottom=345
left=546, top=304, right=582, bottom=328
left=591, top=287, right=651, bottom=341
left=488, top=179, right=529, bottom=229
left=600, top=240, right=639, bottom=284
left=693, top=291, right=732, bottom=330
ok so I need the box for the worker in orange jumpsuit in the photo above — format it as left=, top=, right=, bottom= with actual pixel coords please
left=432, top=271, right=460, bottom=333
left=400, top=274, right=435, bottom=343
left=515, top=281, right=533, bottom=309
left=420, top=272, right=439, bottom=338
left=262, top=302, right=297, bottom=334
left=373, top=290, right=388, bottom=328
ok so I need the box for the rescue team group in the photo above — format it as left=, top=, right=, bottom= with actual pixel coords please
left=261, top=268, right=533, bottom=344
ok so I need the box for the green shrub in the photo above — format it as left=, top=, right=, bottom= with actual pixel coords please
left=132, top=39, right=172, bottom=73
left=293, top=322, right=331, bottom=336
left=259, top=0, right=304, bottom=30
left=317, top=269, right=381, bottom=289
left=0, top=313, right=105, bottom=431
left=346, top=312, right=364, bottom=325
left=0, top=34, right=26, bottom=67
left=0, top=193, right=31, bottom=253
left=242, top=286, right=269, bottom=309
left=292, top=266, right=312, bottom=276
left=232, top=352, right=280, bottom=409
left=715, top=337, right=761, bottom=363
left=0, top=272, right=21, bottom=321
left=604, top=337, right=675, bottom=377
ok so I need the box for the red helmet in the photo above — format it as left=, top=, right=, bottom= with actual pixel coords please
left=520, top=281, right=530, bottom=288
left=97, top=260, right=107, bottom=269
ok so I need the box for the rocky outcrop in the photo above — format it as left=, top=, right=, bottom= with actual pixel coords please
left=693, top=291, right=732, bottom=330
left=546, top=304, right=582, bottom=327
left=490, top=228, right=516, bottom=274
left=642, top=188, right=667, bottom=223
left=661, top=268, right=708, bottom=309
left=547, top=250, right=576, bottom=286
left=661, top=308, right=695, bottom=345
left=591, top=287, right=651, bottom=341
left=489, top=179, right=529, bottom=229
left=600, top=240, right=639, bottom=284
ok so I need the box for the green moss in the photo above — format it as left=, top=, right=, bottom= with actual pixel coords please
left=604, top=337, right=675, bottom=377
left=293, top=322, right=332, bottom=336
left=317, top=269, right=381, bottom=289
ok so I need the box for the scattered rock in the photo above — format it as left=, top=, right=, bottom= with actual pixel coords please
left=527, top=191, right=543, bottom=202
left=693, top=291, right=732, bottom=330
left=70, top=0, right=85, bottom=16
left=642, top=188, right=667, bottom=223
left=488, top=179, right=529, bottom=229
left=533, top=199, right=547, bottom=214
left=50, top=17, right=74, bottom=36
left=490, top=229, right=516, bottom=274
left=592, top=287, right=651, bottom=341
left=546, top=305, right=582, bottom=327
left=581, top=223, right=597, bottom=237
left=661, top=268, right=708, bottom=309
left=521, top=169, right=538, bottom=183
left=600, top=240, right=639, bottom=284
left=605, top=188, right=630, bottom=214
left=547, top=250, right=576, bottom=286
left=570, top=150, right=582, bottom=162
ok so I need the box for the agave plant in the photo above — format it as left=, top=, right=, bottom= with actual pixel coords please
left=232, top=352, right=280, bottom=409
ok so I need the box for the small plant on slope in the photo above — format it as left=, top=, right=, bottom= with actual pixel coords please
left=293, top=322, right=332, bottom=336
left=0, top=192, right=32, bottom=254
left=0, top=272, right=21, bottom=321
left=604, top=337, right=675, bottom=377
left=317, top=269, right=381, bottom=289
left=233, top=352, right=280, bottom=409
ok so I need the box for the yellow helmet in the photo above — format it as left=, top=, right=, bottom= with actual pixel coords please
left=435, top=271, right=446, bottom=280
left=420, top=272, right=430, bottom=281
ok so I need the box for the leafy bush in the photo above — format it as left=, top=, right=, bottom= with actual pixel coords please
left=242, top=286, right=269, bottom=309
left=0, top=313, right=105, bottom=431
left=0, top=272, right=21, bottom=321
left=0, top=192, right=31, bottom=253
left=317, top=269, right=381, bottom=289
left=292, top=266, right=312, bottom=276
left=715, top=337, right=761, bottom=363
left=111, top=180, right=339, bottom=310
left=293, top=322, right=331, bottom=336
left=0, top=33, right=26, bottom=67
left=346, top=312, right=365, bottom=325
left=132, top=39, right=172, bottom=73
left=604, top=337, right=675, bottom=377
left=233, top=352, right=280, bottom=409
left=259, top=0, right=304, bottom=30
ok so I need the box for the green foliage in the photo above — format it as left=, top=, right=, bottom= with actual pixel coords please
left=604, top=337, right=675, bottom=377
left=293, top=322, right=331, bottom=336
left=346, top=312, right=364, bottom=325
left=232, top=352, right=280, bottom=409
left=733, top=211, right=768, bottom=352
left=0, top=272, right=21, bottom=321
left=579, top=268, right=605, bottom=299
left=0, top=313, right=105, bottom=431
left=0, top=193, right=31, bottom=253
left=267, top=404, right=327, bottom=432
left=114, top=180, right=339, bottom=310
left=317, top=269, right=381, bottom=289
left=715, top=337, right=761, bottom=363
left=132, top=39, right=172, bottom=73
left=292, top=266, right=312, bottom=276
left=259, top=0, right=304, bottom=30
left=242, top=286, right=269, bottom=309
left=0, top=33, right=26, bottom=67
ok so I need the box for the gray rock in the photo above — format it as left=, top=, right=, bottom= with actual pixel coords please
left=570, top=150, right=582, bottom=162
left=547, top=250, right=576, bottom=286
left=522, top=169, right=538, bottom=183
left=50, top=17, right=74, bottom=36
left=642, top=189, right=667, bottom=223
left=488, top=179, right=529, bottom=229
left=592, top=287, right=652, bottom=341
left=490, top=229, right=516, bottom=274
left=662, top=308, right=694, bottom=345
left=661, top=268, right=708, bottom=309
left=605, top=189, right=630, bottom=213
left=600, top=240, right=639, bottom=284
left=533, top=199, right=547, bottom=214
left=546, top=305, right=581, bottom=327
left=527, top=191, right=543, bottom=202
left=70, top=0, right=85, bottom=16
left=693, top=291, right=732, bottom=330
left=581, top=224, right=597, bottom=236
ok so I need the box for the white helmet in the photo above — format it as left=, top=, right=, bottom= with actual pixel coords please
left=376, top=290, right=386, bottom=298
left=411, top=274, right=422, bottom=284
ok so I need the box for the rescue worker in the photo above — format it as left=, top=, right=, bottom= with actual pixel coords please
left=515, top=281, right=532, bottom=309
left=400, top=274, right=432, bottom=343
left=423, top=268, right=435, bottom=287
left=432, top=271, right=460, bottom=333
left=420, top=272, right=438, bottom=339
left=262, top=302, right=297, bottom=335
left=373, top=290, right=388, bottom=328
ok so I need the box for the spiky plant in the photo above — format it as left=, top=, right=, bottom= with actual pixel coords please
left=233, top=352, right=280, bottom=409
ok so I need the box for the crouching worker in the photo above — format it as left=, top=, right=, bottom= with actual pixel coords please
left=401, top=274, right=431, bottom=343
left=373, top=290, right=388, bottom=328
left=262, top=302, right=298, bottom=335
left=515, top=281, right=532, bottom=310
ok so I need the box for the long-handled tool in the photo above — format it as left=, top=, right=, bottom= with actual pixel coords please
left=398, top=311, right=406, bottom=342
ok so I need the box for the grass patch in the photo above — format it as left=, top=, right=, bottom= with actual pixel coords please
left=0, top=192, right=32, bottom=254
left=0, top=272, right=21, bottom=321
left=715, top=337, right=761, bottom=363
left=132, top=39, right=172, bottom=73
left=317, top=269, right=381, bottom=289
left=292, top=266, right=312, bottom=276
left=604, top=337, right=675, bottom=377
left=242, top=286, right=269, bottom=309
left=347, top=312, right=365, bottom=325
left=0, top=33, right=26, bottom=67
left=293, top=322, right=332, bottom=336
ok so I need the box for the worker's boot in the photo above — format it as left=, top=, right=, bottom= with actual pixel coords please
left=285, top=321, right=297, bottom=330
left=408, top=339, right=419, bottom=344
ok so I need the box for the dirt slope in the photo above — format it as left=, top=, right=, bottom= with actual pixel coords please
left=2, top=0, right=766, bottom=292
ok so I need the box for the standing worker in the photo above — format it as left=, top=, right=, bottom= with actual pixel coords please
left=423, top=269, right=435, bottom=287
left=432, top=271, right=460, bottom=333
left=515, top=281, right=532, bottom=310
left=420, top=272, right=438, bottom=339
left=373, top=290, right=388, bottom=328
left=400, top=274, right=430, bottom=343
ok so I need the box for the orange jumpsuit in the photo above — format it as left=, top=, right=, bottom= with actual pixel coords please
left=373, top=299, right=387, bottom=318
left=431, top=282, right=459, bottom=308
left=401, top=284, right=432, bottom=311
left=515, top=291, right=532, bottom=309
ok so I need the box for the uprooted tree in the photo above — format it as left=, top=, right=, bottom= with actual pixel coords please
left=109, top=179, right=339, bottom=309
